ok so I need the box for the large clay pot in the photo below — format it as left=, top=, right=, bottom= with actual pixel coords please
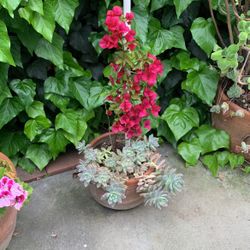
left=212, top=82, right=250, bottom=161
left=88, top=132, right=149, bottom=210
left=0, top=208, right=17, bottom=250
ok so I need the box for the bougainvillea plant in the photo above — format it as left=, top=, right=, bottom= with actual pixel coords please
left=77, top=6, right=184, bottom=209
left=0, top=159, right=32, bottom=216
left=99, top=6, right=163, bottom=138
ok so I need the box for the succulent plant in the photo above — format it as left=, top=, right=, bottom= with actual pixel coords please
left=143, top=187, right=169, bottom=209
left=76, top=141, right=89, bottom=154
left=78, top=164, right=97, bottom=187
left=76, top=135, right=184, bottom=209
left=103, top=153, right=120, bottom=170
left=147, top=134, right=159, bottom=151
left=118, top=157, right=136, bottom=173
left=84, top=148, right=98, bottom=163
left=94, top=168, right=112, bottom=188
left=101, top=181, right=126, bottom=207
left=159, top=169, right=184, bottom=193
left=131, top=140, right=147, bottom=153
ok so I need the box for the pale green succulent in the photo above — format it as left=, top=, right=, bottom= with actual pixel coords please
left=122, top=146, right=136, bottom=158
left=76, top=141, right=89, bottom=154
left=103, top=153, right=120, bottom=170
left=118, top=157, right=136, bottom=173
left=84, top=148, right=98, bottom=163
left=94, top=168, right=111, bottom=188
left=143, top=187, right=169, bottom=209
left=159, top=169, right=184, bottom=193
left=147, top=134, right=159, bottom=151
left=101, top=181, right=126, bottom=207
left=131, top=140, right=147, bottom=153
left=78, top=164, right=97, bottom=187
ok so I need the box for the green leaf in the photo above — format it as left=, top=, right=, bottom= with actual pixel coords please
left=27, top=0, right=44, bottom=15
left=24, top=116, right=51, bottom=141
left=69, top=79, right=108, bottom=110
left=54, top=0, right=79, bottom=33
left=182, top=65, right=219, bottom=106
left=0, top=82, right=12, bottom=106
left=12, top=17, right=40, bottom=55
left=39, top=128, right=69, bottom=159
left=45, top=93, right=70, bottom=111
left=0, top=0, right=22, bottom=17
left=44, top=76, right=70, bottom=97
left=191, top=17, right=216, bottom=55
left=88, top=32, right=104, bottom=56
left=55, top=109, right=87, bottom=145
left=0, top=20, right=15, bottom=66
left=19, top=0, right=56, bottom=42
left=148, top=19, right=186, bottom=55
left=26, top=144, right=52, bottom=170
left=162, top=104, right=199, bottom=141
left=18, top=158, right=36, bottom=173
left=10, top=36, right=22, bottom=68
left=35, top=34, right=64, bottom=68
left=9, top=79, right=36, bottom=106
left=195, top=125, right=230, bottom=154
left=157, top=60, right=172, bottom=83
left=202, top=154, right=219, bottom=177
left=215, top=151, right=230, bottom=167
left=0, top=97, right=24, bottom=129
left=151, top=0, right=172, bottom=12
left=0, top=131, right=29, bottom=157
left=132, top=6, right=149, bottom=44
left=133, top=0, right=150, bottom=8
left=228, top=154, right=244, bottom=169
left=157, top=119, right=177, bottom=146
left=25, top=101, right=46, bottom=118
left=172, top=51, right=200, bottom=71
left=178, top=138, right=202, bottom=165
left=0, top=63, right=9, bottom=84
left=63, top=51, right=91, bottom=78
left=173, top=0, right=195, bottom=18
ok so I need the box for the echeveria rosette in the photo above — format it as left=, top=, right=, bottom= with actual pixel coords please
left=0, top=176, right=28, bottom=211
left=100, top=6, right=164, bottom=138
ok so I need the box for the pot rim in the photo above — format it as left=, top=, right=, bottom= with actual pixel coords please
left=89, top=131, right=155, bottom=187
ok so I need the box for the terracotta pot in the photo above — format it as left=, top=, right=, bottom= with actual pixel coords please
left=88, top=132, right=150, bottom=210
left=212, top=82, right=250, bottom=161
left=0, top=208, right=17, bottom=250
left=0, top=153, right=17, bottom=249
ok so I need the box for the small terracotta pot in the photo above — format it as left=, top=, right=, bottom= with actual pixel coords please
left=88, top=132, right=151, bottom=210
left=212, top=82, right=250, bottom=161
left=0, top=208, right=17, bottom=250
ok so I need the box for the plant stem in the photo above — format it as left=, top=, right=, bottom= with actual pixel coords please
left=244, top=0, right=249, bottom=15
left=225, top=0, right=234, bottom=44
left=231, top=0, right=241, bottom=22
left=208, top=0, right=226, bottom=47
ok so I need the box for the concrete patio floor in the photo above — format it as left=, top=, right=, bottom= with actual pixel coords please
left=8, top=144, right=250, bottom=250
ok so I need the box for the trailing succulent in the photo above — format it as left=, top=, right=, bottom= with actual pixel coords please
left=77, top=135, right=183, bottom=209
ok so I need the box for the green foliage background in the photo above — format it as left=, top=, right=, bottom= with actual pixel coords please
left=0, top=0, right=244, bottom=175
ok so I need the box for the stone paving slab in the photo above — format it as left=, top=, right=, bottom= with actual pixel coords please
left=8, top=145, right=250, bottom=250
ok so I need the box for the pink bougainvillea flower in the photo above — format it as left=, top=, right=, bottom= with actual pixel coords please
left=144, top=120, right=151, bottom=130
left=126, top=12, right=134, bottom=21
